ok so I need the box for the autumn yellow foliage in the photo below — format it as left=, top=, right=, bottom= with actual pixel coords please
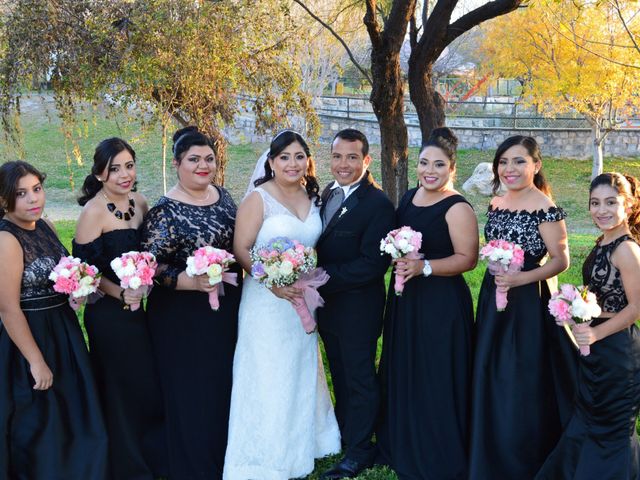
left=479, top=0, right=640, bottom=176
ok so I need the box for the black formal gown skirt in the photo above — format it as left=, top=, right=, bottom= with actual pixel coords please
left=147, top=282, right=240, bottom=480
left=536, top=319, right=640, bottom=480
left=378, top=273, right=473, bottom=480
left=0, top=295, right=108, bottom=480
left=469, top=268, right=577, bottom=480
left=84, top=295, right=168, bottom=479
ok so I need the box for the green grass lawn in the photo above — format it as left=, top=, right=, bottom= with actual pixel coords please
left=8, top=102, right=640, bottom=479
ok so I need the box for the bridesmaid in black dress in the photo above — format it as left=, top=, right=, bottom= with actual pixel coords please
left=378, top=128, right=478, bottom=479
left=72, top=138, right=167, bottom=479
left=0, top=161, right=107, bottom=480
left=469, top=136, right=577, bottom=479
left=141, top=126, right=242, bottom=480
left=536, top=172, right=640, bottom=480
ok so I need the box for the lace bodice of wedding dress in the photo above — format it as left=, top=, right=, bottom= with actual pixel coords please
left=223, top=187, right=340, bottom=480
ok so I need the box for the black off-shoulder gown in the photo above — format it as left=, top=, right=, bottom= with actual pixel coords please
left=378, top=191, right=474, bottom=480
left=141, top=188, right=242, bottom=480
left=0, top=219, right=107, bottom=480
left=469, top=206, right=578, bottom=480
left=73, top=228, right=167, bottom=480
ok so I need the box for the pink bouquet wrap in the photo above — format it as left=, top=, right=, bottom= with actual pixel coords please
left=185, top=246, right=237, bottom=311
left=291, top=269, right=330, bottom=333
left=250, top=237, right=328, bottom=334
left=480, top=239, right=525, bottom=311
left=379, top=226, right=423, bottom=296
left=49, top=256, right=101, bottom=311
left=548, top=284, right=601, bottom=356
left=110, top=251, right=157, bottom=311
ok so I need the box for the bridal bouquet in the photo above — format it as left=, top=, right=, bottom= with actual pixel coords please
left=250, top=237, right=329, bottom=334
left=548, top=284, right=602, bottom=356
left=49, top=256, right=101, bottom=311
left=480, top=239, right=525, bottom=311
left=380, top=226, right=423, bottom=296
left=110, top=251, right=157, bottom=311
left=185, top=246, right=237, bottom=311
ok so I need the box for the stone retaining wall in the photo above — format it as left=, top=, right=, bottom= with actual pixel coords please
left=224, top=111, right=640, bottom=158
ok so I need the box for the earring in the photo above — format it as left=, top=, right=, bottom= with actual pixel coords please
left=95, top=176, right=104, bottom=182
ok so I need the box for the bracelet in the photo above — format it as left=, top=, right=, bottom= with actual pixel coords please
left=119, top=288, right=130, bottom=310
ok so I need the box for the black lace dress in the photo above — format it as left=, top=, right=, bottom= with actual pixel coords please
left=140, top=187, right=242, bottom=480
left=536, top=234, right=640, bottom=480
left=378, top=191, right=474, bottom=480
left=469, top=206, right=578, bottom=480
left=72, top=228, right=167, bottom=480
left=0, top=219, right=107, bottom=480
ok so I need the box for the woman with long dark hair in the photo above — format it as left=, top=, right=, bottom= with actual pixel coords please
left=536, top=172, right=640, bottom=479
left=73, top=138, right=167, bottom=479
left=141, top=126, right=242, bottom=480
left=0, top=161, right=107, bottom=479
left=469, top=136, right=577, bottom=479
left=223, top=130, right=340, bottom=480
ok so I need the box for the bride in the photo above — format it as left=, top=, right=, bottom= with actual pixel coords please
left=224, top=130, right=341, bottom=479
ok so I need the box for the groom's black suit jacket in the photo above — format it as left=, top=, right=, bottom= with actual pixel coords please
left=316, top=171, right=394, bottom=338
left=316, top=171, right=394, bottom=463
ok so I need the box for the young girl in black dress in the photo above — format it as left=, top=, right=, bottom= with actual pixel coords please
left=0, top=161, right=107, bottom=479
left=469, top=136, right=577, bottom=479
left=536, top=172, right=640, bottom=479
left=73, top=138, right=167, bottom=479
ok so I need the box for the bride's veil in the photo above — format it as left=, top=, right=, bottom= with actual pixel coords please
left=244, top=149, right=269, bottom=200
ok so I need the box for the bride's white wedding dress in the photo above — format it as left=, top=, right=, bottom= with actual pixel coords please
left=224, top=187, right=340, bottom=480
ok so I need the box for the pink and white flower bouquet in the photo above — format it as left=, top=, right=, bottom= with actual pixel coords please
left=49, top=256, right=101, bottom=311
left=185, top=246, right=238, bottom=311
left=548, top=284, right=602, bottom=356
left=110, top=251, right=157, bottom=311
left=380, top=226, right=423, bottom=296
left=480, top=239, right=525, bottom=311
left=250, top=236, right=329, bottom=334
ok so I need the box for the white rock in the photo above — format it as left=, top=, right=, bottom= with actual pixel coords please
left=462, top=162, right=500, bottom=196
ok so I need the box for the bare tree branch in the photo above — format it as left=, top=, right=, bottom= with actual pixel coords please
left=446, top=0, right=523, bottom=45
left=611, top=0, right=640, bottom=55
left=292, top=0, right=372, bottom=84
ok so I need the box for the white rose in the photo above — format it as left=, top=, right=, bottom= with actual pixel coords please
left=128, top=276, right=142, bottom=290
left=265, top=264, right=280, bottom=278
left=207, top=264, right=223, bottom=284
left=59, top=268, right=71, bottom=278
left=279, top=260, right=294, bottom=276
left=79, top=276, right=94, bottom=287
left=396, top=238, right=409, bottom=251
left=571, top=297, right=591, bottom=320
left=110, top=258, right=123, bottom=271
left=49, top=271, right=58, bottom=281
left=122, top=262, right=136, bottom=277
left=384, top=243, right=397, bottom=256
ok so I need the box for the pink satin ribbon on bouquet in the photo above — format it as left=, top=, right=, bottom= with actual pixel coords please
left=208, top=271, right=238, bottom=311
left=292, top=268, right=330, bottom=334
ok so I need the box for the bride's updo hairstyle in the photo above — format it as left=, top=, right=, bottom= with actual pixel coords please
left=0, top=161, right=47, bottom=218
left=491, top=135, right=552, bottom=198
left=172, top=126, right=215, bottom=164
left=254, top=130, right=320, bottom=203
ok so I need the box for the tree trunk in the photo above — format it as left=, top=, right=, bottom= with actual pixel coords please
left=369, top=48, right=408, bottom=206
left=208, top=127, right=227, bottom=186
left=408, top=64, right=446, bottom=142
left=591, top=125, right=605, bottom=180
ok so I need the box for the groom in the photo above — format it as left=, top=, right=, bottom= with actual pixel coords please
left=316, top=129, right=394, bottom=479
